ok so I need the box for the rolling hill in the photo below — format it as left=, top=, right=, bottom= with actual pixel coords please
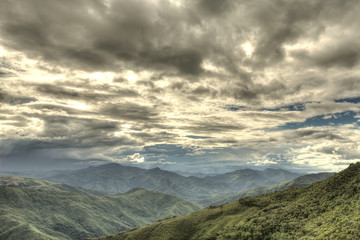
left=0, top=176, right=200, bottom=240
left=201, top=172, right=334, bottom=206
left=43, top=163, right=301, bottom=204
left=94, top=163, right=360, bottom=240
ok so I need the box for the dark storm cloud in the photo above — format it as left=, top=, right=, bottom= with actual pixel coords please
left=35, top=83, right=138, bottom=101
left=0, top=0, right=113, bottom=70
left=331, top=77, right=360, bottom=96
left=220, top=80, right=301, bottom=104
left=0, top=115, right=29, bottom=127
left=36, top=84, right=85, bottom=99
left=284, top=129, right=343, bottom=141
left=0, top=56, right=24, bottom=77
left=40, top=116, right=119, bottom=140
left=0, top=134, right=137, bottom=170
left=249, top=0, right=359, bottom=68
left=1, top=0, right=358, bottom=86
left=0, top=136, right=134, bottom=157
left=14, top=112, right=138, bottom=148
left=0, top=0, right=208, bottom=75
left=249, top=0, right=322, bottom=67
left=313, top=43, right=360, bottom=68
left=198, top=0, right=235, bottom=16
left=184, top=119, right=246, bottom=133
left=1, top=0, right=359, bottom=172
left=0, top=88, right=36, bottom=105
left=99, top=103, right=159, bottom=121
left=131, top=131, right=179, bottom=143
left=291, top=41, right=360, bottom=69
left=29, top=103, right=89, bottom=115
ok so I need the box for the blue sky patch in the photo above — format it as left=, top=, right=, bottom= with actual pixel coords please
left=224, top=105, right=246, bottom=111
left=278, top=111, right=359, bottom=130
left=260, top=102, right=307, bottom=112
left=335, top=96, right=360, bottom=104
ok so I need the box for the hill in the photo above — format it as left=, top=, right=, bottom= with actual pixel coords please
left=0, top=176, right=200, bottom=240
left=202, top=172, right=334, bottom=206
left=44, top=163, right=301, bottom=204
left=94, top=163, right=360, bottom=240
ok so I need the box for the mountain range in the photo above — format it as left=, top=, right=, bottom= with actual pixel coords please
left=201, top=172, right=334, bottom=206
left=93, top=163, right=360, bottom=240
left=42, top=163, right=301, bottom=204
left=0, top=176, right=200, bottom=240
left=0, top=164, right=337, bottom=240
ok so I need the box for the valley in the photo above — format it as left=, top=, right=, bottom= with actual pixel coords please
left=94, top=163, right=360, bottom=240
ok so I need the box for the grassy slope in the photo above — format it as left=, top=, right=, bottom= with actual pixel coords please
left=0, top=177, right=200, bottom=240
left=96, top=163, right=360, bottom=240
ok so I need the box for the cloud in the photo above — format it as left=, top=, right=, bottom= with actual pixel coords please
left=0, top=0, right=360, bottom=172
left=197, top=0, right=235, bottom=16
left=124, top=153, right=145, bottom=163
left=99, top=103, right=159, bottom=121
left=0, top=88, right=36, bottom=105
left=0, top=0, right=208, bottom=75
left=313, top=43, right=360, bottom=68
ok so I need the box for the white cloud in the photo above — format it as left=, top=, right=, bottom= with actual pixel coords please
left=0, top=0, right=359, bottom=171
left=124, top=153, right=145, bottom=163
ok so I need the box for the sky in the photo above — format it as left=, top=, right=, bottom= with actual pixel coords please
left=0, top=0, right=359, bottom=173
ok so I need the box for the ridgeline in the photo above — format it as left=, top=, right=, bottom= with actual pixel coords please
left=95, top=163, right=360, bottom=240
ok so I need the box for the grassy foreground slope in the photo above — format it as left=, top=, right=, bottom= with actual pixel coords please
left=0, top=177, right=200, bottom=240
left=96, top=163, right=360, bottom=240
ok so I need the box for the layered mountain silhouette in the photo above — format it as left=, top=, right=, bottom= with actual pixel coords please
left=202, top=172, right=334, bottom=206
left=94, top=163, right=360, bottom=240
left=0, top=176, right=200, bottom=240
left=43, top=163, right=301, bottom=204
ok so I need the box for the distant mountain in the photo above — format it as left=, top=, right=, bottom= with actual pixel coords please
left=0, top=175, right=106, bottom=195
left=202, top=172, right=334, bottom=206
left=204, top=168, right=301, bottom=192
left=44, top=163, right=301, bottom=204
left=0, top=176, right=200, bottom=240
left=0, top=169, right=71, bottom=178
left=173, top=170, right=212, bottom=178
left=94, top=163, right=360, bottom=240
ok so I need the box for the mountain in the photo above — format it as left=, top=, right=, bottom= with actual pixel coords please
left=0, top=176, right=200, bottom=240
left=173, top=170, right=211, bottom=178
left=43, top=163, right=301, bottom=204
left=0, top=175, right=106, bottom=195
left=0, top=169, right=72, bottom=178
left=204, top=168, right=300, bottom=192
left=94, top=163, right=360, bottom=240
left=201, top=172, right=334, bottom=206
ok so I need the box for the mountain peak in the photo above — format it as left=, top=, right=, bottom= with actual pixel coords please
left=326, top=162, right=360, bottom=188
left=233, top=168, right=257, bottom=174
left=97, top=162, right=360, bottom=240
left=264, top=168, right=289, bottom=173
left=97, top=163, right=123, bottom=168
left=148, top=167, right=162, bottom=171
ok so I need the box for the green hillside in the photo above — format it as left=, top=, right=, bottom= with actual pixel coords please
left=95, top=163, right=360, bottom=240
left=44, top=163, right=300, bottom=204
left=0, top=177, right=200, bottom=240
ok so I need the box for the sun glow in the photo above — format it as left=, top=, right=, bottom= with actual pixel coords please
left=125, top=71, right=138, bottom=83
left=242, top=42, right=254, bottom=57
